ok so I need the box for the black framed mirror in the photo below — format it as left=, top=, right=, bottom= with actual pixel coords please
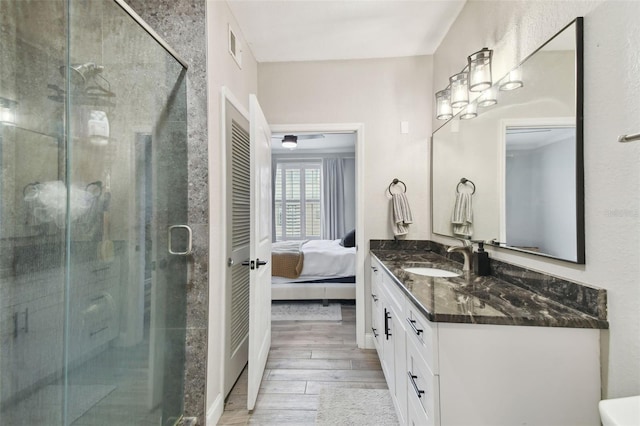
left=431, top=17, right=584, bottom=263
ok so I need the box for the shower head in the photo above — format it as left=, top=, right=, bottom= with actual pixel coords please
left=60, top=62, right=104, bottom=85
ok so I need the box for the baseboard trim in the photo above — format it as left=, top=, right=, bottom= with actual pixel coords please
left=206, top=393, right=224, bottom=426
left=364, top=332, right=376, bottom=350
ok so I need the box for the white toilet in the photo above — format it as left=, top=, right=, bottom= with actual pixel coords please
left=599, top=395, right=640, bottom=426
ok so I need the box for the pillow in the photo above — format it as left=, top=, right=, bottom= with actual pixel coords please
left=340, top=229, right=356, bottom=248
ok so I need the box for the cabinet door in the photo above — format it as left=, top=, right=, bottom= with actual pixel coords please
left=380, top=292, right=407, bottom=424
left=381, top=305, right=395, bottom=387
left=0, top=270, right=64, bottom=403
left=371, top=275, right=383, bottom=355
left=390, top=304, right=407, bottom=425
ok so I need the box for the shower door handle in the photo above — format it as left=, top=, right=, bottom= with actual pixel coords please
left=168, top=225, right=193, bottom=255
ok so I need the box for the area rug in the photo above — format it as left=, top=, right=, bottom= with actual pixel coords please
left=271, top=301, right=342, bottom=321
left=2, top=384, right=116, bottom=424
left=315, top=388, right=399, bottom=425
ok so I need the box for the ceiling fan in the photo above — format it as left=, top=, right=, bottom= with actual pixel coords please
left=271, top=133, right=325, bottom=149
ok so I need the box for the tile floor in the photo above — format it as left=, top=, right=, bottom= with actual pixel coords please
left=218, top=302, right=386, bottom=425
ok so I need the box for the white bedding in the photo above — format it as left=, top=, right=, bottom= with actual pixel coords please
left=272, top=239, right=356, bottom=279
left=300, top=239, right=356, bottom=277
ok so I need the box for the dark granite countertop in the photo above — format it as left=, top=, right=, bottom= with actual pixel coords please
left=371, top=244, right=608, bottom=329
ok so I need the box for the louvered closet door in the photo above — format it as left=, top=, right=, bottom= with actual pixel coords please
left=224, top=99, right=251, bottom=396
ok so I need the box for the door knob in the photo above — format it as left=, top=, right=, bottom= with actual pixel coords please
left=256, top=258, right=268, bottom=268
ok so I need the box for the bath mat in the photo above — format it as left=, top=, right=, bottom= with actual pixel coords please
left=271, top=301, right=342, bottom=321
left=1, top=384, right=116, bottom=424
left=315, top=388, right=399, bottom=425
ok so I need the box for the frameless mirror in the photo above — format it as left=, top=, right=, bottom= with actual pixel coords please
left=431, top=18, right=584, bottom=263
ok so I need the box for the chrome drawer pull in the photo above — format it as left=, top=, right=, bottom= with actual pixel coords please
left=408, top=371, right=425, bottom=398
left=407, top=318, right=424, bottom=336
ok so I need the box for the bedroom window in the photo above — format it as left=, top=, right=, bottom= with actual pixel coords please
left=275, top=161, right=321, bottom=240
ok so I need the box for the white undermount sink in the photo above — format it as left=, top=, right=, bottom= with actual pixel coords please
left=599, top=396, right=640, bottom=426
left=403, top=267, right=461, bottom=278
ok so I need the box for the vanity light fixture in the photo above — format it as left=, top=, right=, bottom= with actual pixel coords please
left=0, top=97, right=17, bottom=125
left=500, top=67, right=524, bottom=91
left=478, top=86, right=498, bottom=107
left=281, top=134, right=297, bottom=149
left=449, top=71, right=469, bottom=108
left=460, top=103, right=478, bottom=120
left=435, top=89, right=453, bottom=120
left=468, top=48, right=493, bottom=92
left=434, top=47, right=494, bottom=120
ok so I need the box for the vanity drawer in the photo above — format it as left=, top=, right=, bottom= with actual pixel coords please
left=405, top=300, right=439, bottom=374
left=407, top=331, right=440, bottom=426
left=407, top=381, right=430, bottom=426
left=380, top=272, right=405, bottom=318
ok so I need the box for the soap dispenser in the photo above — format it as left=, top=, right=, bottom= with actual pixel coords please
left=473, top=241, right=491, bottom=276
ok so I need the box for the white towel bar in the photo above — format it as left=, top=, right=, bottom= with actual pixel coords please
left=618, top=133, right=640, bottom=143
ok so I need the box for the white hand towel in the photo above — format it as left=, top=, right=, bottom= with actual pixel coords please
left=391, top=193, right=413, bottom=237
left=451, top=192, right=473, bottom=237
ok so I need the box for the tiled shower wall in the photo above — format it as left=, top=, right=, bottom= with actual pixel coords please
left=125, top=0, right=209, bottom=420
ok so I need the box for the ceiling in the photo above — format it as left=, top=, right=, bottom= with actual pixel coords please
left=271, top=132, right=356, bottom=153
left=226, top=0, right=466, bottom=63
left=506, top=127, right=576, bottom=151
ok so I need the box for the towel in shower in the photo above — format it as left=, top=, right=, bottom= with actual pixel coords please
left=391, top=193, right=413, bottom=236
left=451, top=192, right=473, bottom=237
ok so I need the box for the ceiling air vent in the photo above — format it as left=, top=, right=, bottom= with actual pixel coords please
left=228, top=24, right=242, bottom=68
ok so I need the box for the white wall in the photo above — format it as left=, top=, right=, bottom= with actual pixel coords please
left=432, top=0, right=640, bottom=399
left=259, top=56, right=432, bottom=350
left=206, top=1, right=258, bottom=423
left=259, top=56, right=433, bottom=242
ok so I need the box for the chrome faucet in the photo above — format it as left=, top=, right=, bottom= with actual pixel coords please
left=447, top=239, right=473, bottom=272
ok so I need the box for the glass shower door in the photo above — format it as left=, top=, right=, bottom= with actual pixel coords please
left=0, top=0, right=189, bottom=425
left=65, top=0, right=189, bottom=424
left=0, top=0, right=68, bottom=424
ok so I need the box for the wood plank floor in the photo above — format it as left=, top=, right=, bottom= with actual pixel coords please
left=218, top=302, right=386, bottom=425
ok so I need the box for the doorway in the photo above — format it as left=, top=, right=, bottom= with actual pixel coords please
left=270, top=123, right=366, bottom=348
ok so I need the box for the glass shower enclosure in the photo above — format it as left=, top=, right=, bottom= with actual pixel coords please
left=1, top=0, right=189, bottom=424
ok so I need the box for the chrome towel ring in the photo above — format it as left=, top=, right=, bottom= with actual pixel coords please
left=387, top=178, right=407, bottom=196
left=456, top=177, right=476, bottom=194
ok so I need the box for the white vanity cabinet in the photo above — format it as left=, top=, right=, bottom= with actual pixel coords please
left=371, top=257, right=407, bottom=425
left=370, top=255, right=602, bottom=426
left=0, top=258, right=121, bottom=405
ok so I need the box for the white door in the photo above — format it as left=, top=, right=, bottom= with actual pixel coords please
left=247, top=94, right=272, bottom=410
left=223, top=98, right=251, bottom=397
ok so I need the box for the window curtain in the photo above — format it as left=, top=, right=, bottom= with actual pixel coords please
left=271, top=159, right=277, bottom=241
left=322, top=158, right=345, bottom=240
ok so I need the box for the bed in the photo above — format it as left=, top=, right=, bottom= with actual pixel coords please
left=271, top=239, right=356, bottom=302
